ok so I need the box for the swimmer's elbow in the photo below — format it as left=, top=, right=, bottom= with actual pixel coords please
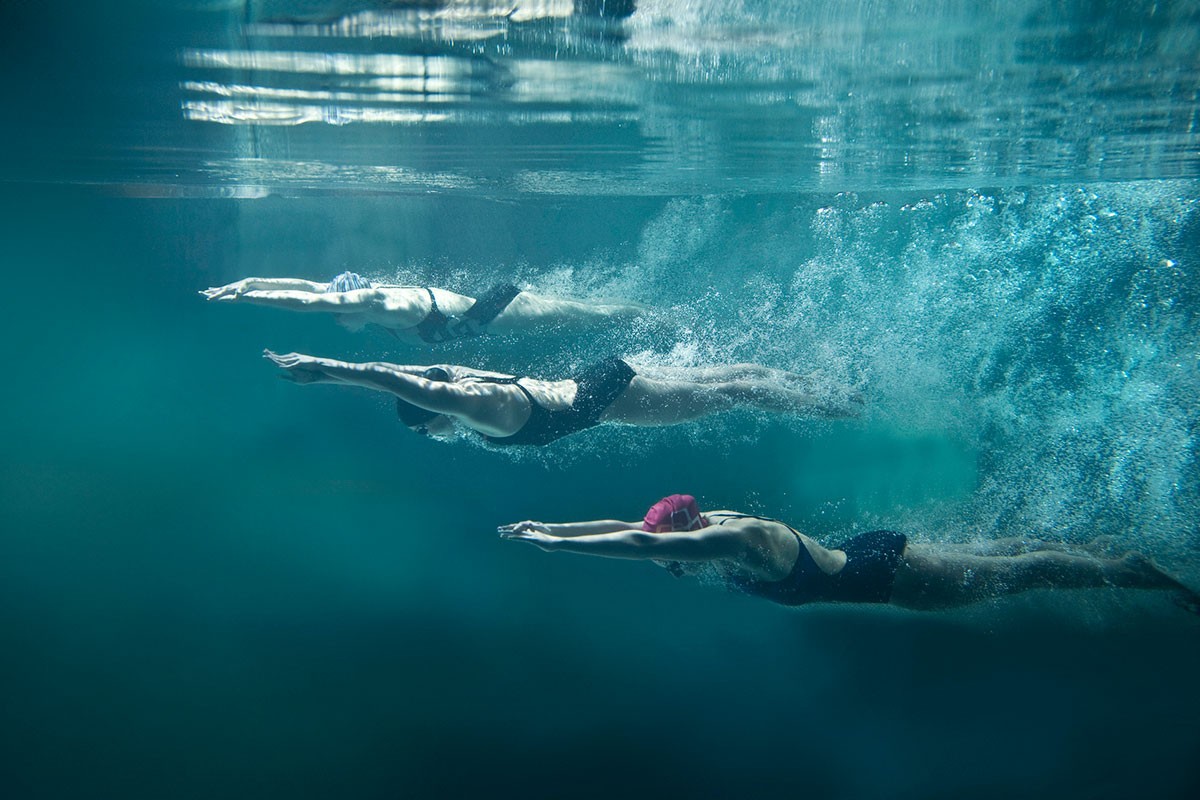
left=623, top=531, right=690, bottom=557
left=627, top=532, right=659, bottom=549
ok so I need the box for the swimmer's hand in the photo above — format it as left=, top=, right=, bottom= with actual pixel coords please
left=263, top=349, right=335, bottom=384
left=498, top=521, right=557, bottom=550
left=201, top=279, right=254, bottom=301
left=498, top=521, right=551, bottom=535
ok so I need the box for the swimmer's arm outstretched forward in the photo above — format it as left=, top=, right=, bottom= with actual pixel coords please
left=264, top=351, right=519, bottom=436
left=499, top=520, right=748, bottom=561
left=204, top=284, right=429, bottom=323
left=265, top=351, right=430, bottom=381
left=203, top=278, right=460, bottom=337
left=207, top=273, right=648, bottom=344
left=498, top=520, right=642, bottom=538
left=202, top=277, right=328, bottom=298
left=265, top=350, right=464, bottom=406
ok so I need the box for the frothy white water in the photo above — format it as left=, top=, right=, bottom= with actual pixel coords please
left=609, top=183, right=1198, bottom=563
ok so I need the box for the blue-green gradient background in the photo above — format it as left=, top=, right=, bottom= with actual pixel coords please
left=2, top=3, right=1199, bottom=799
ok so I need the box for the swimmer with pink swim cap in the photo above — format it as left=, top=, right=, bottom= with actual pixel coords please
left=641, top=494, right=709, bottom=578
left=501, top=495, right=1200, bottom=614
left=641, top=494, right=709, bottom=533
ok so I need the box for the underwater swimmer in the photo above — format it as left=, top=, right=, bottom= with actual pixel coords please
left=264, top=352, right=860, bottom=446
left=202, top=272, right=643, bottom=343
left=499, top=494, right=1200, bottom=613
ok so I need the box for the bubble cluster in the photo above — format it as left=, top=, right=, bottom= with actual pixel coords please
left=597, top=183, right=1198, bottom=564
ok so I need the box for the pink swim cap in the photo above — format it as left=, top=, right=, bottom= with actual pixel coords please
left=642, top=494, right=709, bottom=533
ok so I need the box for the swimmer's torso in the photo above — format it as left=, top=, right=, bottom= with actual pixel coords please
left=429, top=366, right=579, bottom=437
left=703, top=512, right=846, bottom=581
left=334, top=287, right=475, bottom=334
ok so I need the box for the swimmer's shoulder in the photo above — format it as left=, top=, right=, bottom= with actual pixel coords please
left=706, top=511, right=766, bottom=530
left=707, top=512, right=799, bottom=540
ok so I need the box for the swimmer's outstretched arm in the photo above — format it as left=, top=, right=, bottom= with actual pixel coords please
left=265, top=352, right=511, bottom=384
left=206, top=286, right=382, bottom=313
left=264, top=351, right=429, bottom=379
left=499, top=522, right=747, bottom=561
left=201, top=277, right=328, bottom=299
left=264, top=351, right=469, bottom=414
left=497, top=520, right=642, bottom=538
left=487, top=292, right=647, bottom=333
left=444, top=365, right=525, bottom=381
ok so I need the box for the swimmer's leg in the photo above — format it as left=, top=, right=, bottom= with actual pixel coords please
left=958, top=535, right=1124, bottom=557
left=891, top=543, right=1197, bottom=611
left=635, top=363, right=792, bottom=383
left=487, top=291, right=645, bottom=333
left=957, top=537, right=1078, bottom=556
left=641, top=365, right=856, bottom=395
left=603, top=374, right=858, bottom=426
left=631, top=365, right=864, bottom=415
left=264, top=351, right=424, bottom=389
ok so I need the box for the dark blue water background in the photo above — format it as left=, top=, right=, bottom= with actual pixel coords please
left=2, top=2, right=1199, bottom=798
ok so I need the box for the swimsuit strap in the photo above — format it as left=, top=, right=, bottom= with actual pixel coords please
left=720, top=514, right=828, bottom=606
left=470, top=374, right=538, bottom=403
left=411, top=284, right=520, bottom=343
left=415, top=287, right=454, bottom=343
left=478, top=358, right=633, bottom=447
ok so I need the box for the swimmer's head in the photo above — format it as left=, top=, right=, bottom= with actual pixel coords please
left=642, top=494, right=708, bottom=533
left=394, top=368, right=456, bottom=436
left=395, top=398, right=452, bottom=438
left=328, top=271, right=373, bottom=292
left=644, top=496, right=707, bottom=579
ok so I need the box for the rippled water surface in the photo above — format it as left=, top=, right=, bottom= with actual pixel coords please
left=6, top=0, right=1200, bottom=194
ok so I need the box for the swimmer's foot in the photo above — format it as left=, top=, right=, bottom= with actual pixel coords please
left=803, top=388, right=864, bottom=419
left=1171, top=590, right=1200, bottom=616
left=780, top=371, right=864, bottom=416
left=601, top=301, right=649, bottom=319
left=1120, top=553, right=1199, bottom=605
left=732, top=382, right=857, bottom=418
left=963, top=537, right=1073, bottom=556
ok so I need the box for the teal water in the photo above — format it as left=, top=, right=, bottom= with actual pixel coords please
left=2, top=2, right=1200, bottom=799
